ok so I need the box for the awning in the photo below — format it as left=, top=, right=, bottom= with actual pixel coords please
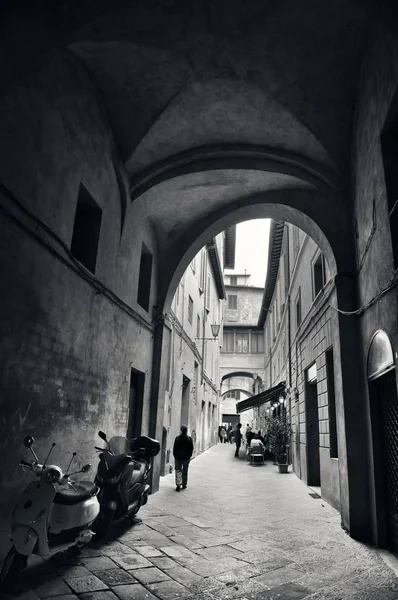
left=236, top=382, right=286, bottom=413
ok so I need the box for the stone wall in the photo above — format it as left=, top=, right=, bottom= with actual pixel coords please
left=0, top=51, right=157, bottom=542
left=352, top=24, right=398, bottom=544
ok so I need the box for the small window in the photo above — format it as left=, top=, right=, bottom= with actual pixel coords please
left=229, top=276, right=237, bottom=285
left=196, top=315, right=201, bottom=338
left=188, top=296, right=194, bottom=324
left=228, top=294, right=237, bottom=310
left=236, top=332, right=249, bottom=353
left=222, top=331, right=234, bottom=352
left=251, top=332, right=264, bottom=353
left=296, top=288, right=302, bottom=329
left=137, top=243, right=153, bottom=311
left=312, top=253, right=325, bottom=298
left=293, top=227, right=300, bottom=262
left=191, top=256, right=196, bottom=274
left=206, top=274, right=211, bottom=309
left=71, top=184, right=102, bottom=273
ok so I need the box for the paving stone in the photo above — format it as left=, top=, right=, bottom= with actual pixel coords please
left=92, top=568, right=136, bottom=587
left=129, top=566, right=171, bottom=584
left=81, top=557, right=118, bottom=571
left=147, top=580, right=193, bottom=599
left=110, top=553, right=153, bottom=570
left=164, top=564, right=202, bottom=585
left=180, top=516, right=212, bottom=528
left=254, top=582, right=313, bottom=599
left=148, top=516, right=190, bottom=528
left=195, top=544, right=245, bottom=560
left=160, top=545, right=198, bottom=559
left=134, top=545, right=163, bottom=558
left=254, top=556, right=293, bottom=574
left=216, top=564, right=262, bottom=584
left=98, top=542, right=132, bottom=557
left=80, top=593, right=120, bottom=600
left=252, top=566, right=305, bottom=588
left=228, top=539, right=274, bottom=553
left=23, top=575, right=72, bottom=599
left=146, top=522, right=177, bottom=537
left=112, top=583, right=159, bottom=600
left=149, top=556, right=178, bottom=570
left=57, top=565, right=92, bottom=578
left=64, top=575, right=108, bottom=594
left=167, top=535, right=204, bottom=550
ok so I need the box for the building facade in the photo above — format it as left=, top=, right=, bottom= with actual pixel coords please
left=220, top=273, right=265, bottom=428
left=161, top=232, right=234, bottom=473
left=250, top=221, right=340, bottom=511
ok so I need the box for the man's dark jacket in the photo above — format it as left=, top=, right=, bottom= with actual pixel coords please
left=173, top=433, right=194, bottom=461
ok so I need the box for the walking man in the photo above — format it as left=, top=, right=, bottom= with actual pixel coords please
left=234, top=423, right=242, bottom=458
left=173, top=425, right=194, bottom=492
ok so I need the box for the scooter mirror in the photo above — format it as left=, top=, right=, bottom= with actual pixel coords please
left=82, top=464, right=91, bottom=472
left=23, top=436, right=34, bottom=448
left=98, top=431, right=107, bottom=441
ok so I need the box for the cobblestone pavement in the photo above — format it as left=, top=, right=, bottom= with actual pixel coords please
left=5, top=443, right=398, bottom=600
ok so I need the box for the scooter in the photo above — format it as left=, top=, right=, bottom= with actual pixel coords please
left=0, top=436, right=100, bottom=590
left=93, top=431, right=160, bottom=538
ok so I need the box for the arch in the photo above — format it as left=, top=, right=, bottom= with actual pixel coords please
left=221, top=371, right=261, bottom=383
left=367, top=330, right=395, bottom=381
left=221, top=388, right=253, bottom=398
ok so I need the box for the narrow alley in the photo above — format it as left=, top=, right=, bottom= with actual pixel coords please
left=7, top=444, right=398, bottom=600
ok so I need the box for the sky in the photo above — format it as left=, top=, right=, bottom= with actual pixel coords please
left=225, top=219, right=271, bottom=288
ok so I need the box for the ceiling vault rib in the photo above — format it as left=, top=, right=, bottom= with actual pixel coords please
left=129, top=144, right=344, bottom=201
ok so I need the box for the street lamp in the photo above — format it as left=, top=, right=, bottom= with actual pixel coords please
left=196, top=323, right=220, bottom=341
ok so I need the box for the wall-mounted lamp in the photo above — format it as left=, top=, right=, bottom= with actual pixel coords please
left=196, top=323, right=220, bottom=341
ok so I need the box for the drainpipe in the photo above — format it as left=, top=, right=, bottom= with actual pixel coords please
left=201, top=250, right=208, bottom=385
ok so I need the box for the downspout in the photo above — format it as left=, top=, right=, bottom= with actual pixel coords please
left=201, top=250, right=208, bottom=385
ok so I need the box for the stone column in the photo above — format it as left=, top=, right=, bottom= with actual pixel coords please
left=333, top=274, right=372, bottom=541
left=148, top=316, right=170, bottom=493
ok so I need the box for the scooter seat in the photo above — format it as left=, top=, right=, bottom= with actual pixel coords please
left=54, top=481, right=98, bottom=505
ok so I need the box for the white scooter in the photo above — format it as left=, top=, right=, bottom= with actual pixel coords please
left=0, top=435, right=100, bottom=590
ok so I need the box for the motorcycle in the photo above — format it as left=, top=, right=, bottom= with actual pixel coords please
left=93, top=431, right=160, bottom=538
left=0, top=436, right=100, bottom=590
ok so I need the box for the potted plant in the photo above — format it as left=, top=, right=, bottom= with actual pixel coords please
left=267, top=416, right=292, bottom=473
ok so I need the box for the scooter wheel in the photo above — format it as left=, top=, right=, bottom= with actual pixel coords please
left=94, top=507, right=115, bottom=540
left=0, top=547, right=28, bottom=592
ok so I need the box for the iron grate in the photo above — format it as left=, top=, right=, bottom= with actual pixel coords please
left=308, top=492, right=321, bottom=499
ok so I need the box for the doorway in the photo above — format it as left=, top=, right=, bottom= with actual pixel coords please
left=127, top=368, right=145, bottom=439
left=369, top=369, right=398, bottom=550
left=305, top=364, right=320, bottom=486
left=181, top=375, right=190, bottom=427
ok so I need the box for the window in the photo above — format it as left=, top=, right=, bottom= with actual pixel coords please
left=381, top=91, right=398, bottom=268
left=296, top=288, right=302, bottom=329
left=206, top=273, right=211, bottom=310
left=326, top=348, right=338, bottom=458
left=190, top=256, right=196, bottom=273
left=137, top=243, right=153, bottom=311
left=312, top=253, right=325, bottom=298
left=293, top=227, right=300, bottom=262
left=200, top=251, right=206, bottom=291
left=228, top=294, right=237, bottom=310
left=236, top=332, right=249, bottom=353
left=71, top=184, right=102, bottom=273
left=188, top=296, right=193, bottom=324
left=196, top=315, right=201, bottom=338
left=229, top=276, right=237, bottom=285
left=226, top=390, right=241, bottom=399
left=251, top=332, right=264, bottom=353
left=222, top=331, right=234, bottom=352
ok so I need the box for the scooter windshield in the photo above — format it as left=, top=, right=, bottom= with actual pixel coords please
left=108, top=436, right=130, bottom=456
